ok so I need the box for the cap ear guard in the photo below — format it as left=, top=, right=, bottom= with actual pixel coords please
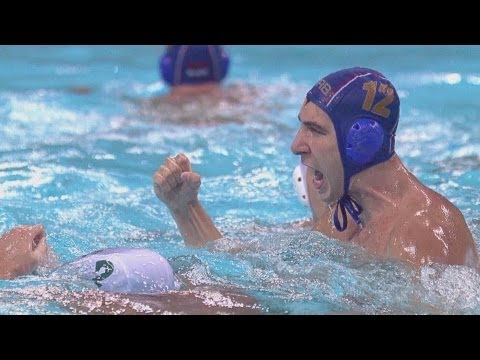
left=345, top=117, right=385, bottom=166
left=216, top=47, right=230, bottom=81
left=159, top=49, right=176, bottom=86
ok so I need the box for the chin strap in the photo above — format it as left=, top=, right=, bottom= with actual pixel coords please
left=333, top=194, right=363, bottom=232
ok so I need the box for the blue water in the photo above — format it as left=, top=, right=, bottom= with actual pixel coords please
left=1, top=45, right=480, bottom=314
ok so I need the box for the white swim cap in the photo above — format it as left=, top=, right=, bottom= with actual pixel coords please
left=56, top=248, right=176, bottom=294
left=293, top=161, right=309, bottom=207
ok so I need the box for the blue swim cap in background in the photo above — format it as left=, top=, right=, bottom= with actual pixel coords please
left=54, top=248, right=176, bottom=294
left=160, top=45, right=230, bottom=86
left=306, top=67, right=400, bottom=232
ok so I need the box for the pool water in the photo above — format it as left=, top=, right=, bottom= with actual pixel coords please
left=0, top=45, right=479, bottom=314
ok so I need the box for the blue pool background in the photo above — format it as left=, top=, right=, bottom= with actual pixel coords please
left=0, top=45, right=479, bottom=314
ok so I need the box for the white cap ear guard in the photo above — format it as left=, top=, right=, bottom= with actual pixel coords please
left=293, top=162, right=309, bottom=207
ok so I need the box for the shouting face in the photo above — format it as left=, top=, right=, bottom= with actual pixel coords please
left=291, top=100, right=344, bottom=205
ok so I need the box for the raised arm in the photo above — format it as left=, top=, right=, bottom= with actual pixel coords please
left=153, top=153, right=222, bottom=247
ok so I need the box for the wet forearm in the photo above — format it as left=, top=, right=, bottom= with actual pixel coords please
left=169, top=200, right=222, bottom=247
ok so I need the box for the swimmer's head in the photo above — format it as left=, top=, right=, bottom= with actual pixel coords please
left=57, top=248, right=176, bottom=294
left=306, top=67, right=400, bottom=231
left=160, top=45, right=230, bottom=86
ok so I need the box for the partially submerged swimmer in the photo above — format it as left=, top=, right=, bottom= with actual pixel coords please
left=53, top=247, right=176, bottom=294
left=153, top=67, right=479, bottom=269
left=159, top=45, right=230, bottom=100
left=0, top=225, right=175, bottom=294
left=132, top=45, right=267, bottom=125
left=0, top=228, right=260, bottom=313
left=291, top=67, right=479, bottom=267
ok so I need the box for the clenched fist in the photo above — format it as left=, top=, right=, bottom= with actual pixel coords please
left=153, top=154, right=202, bottom=211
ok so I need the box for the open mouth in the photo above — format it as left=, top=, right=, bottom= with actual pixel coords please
left=301, top=161, right=325, bottom=191
left=312, top=170, right=324, bottom=190
left=32, top=230, right=46, bottom=251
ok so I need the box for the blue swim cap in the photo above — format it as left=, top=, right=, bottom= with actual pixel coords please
left=55, top=248, right=176, bottom=294
left=306, top=67, right=400, bottom=232
left=160, top=45, right=230, bottom=86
